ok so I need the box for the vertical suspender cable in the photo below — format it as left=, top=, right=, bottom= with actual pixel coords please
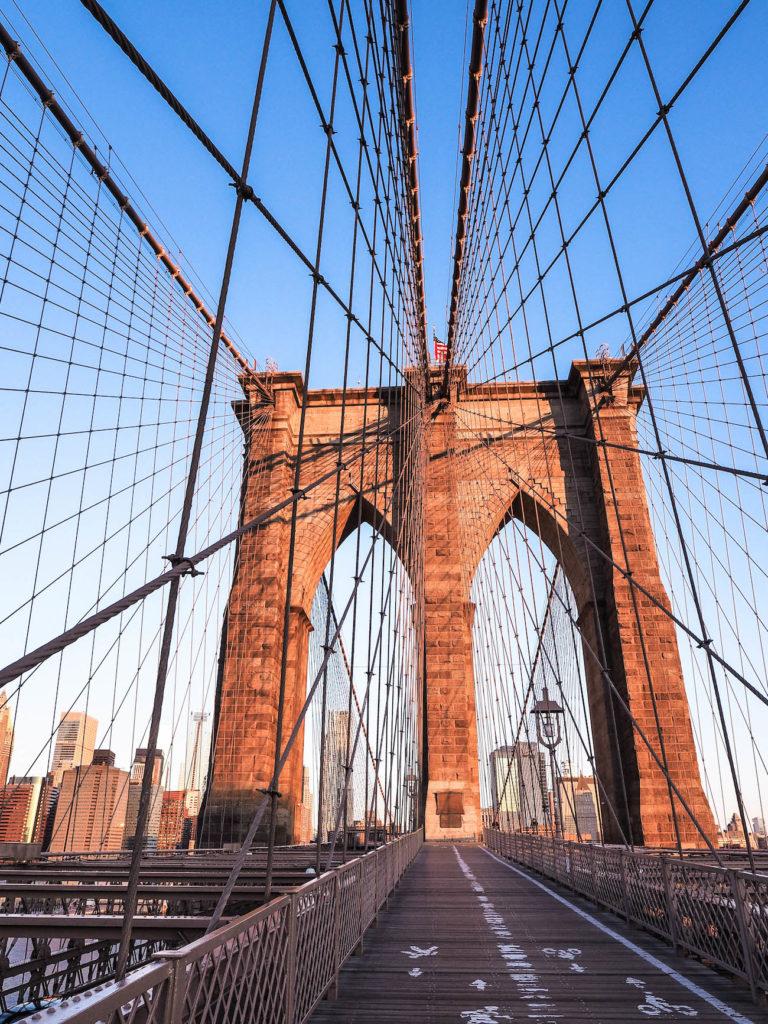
left=114, top=1, right=277, bottom=978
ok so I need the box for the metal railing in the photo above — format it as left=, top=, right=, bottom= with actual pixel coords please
left=485, top=827, right=768, bottom=1000
left=30, top=829, right=423, bottom=1024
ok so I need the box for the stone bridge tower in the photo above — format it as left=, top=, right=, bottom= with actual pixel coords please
left=200, top=360, right=716, bottom=849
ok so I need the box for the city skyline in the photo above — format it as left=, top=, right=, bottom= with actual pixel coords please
left=0, top=708, right=208, bottom=852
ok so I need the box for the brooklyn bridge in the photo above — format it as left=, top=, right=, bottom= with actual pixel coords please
left=0, top=0, right=765, bottom=1021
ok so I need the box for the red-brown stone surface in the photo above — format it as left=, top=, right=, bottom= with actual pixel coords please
left=200, top=361, right=715, bottom=849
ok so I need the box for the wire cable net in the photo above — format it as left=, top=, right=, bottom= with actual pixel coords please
left=0, top=44, right=250, bottom=801
left=0, top=0, right=767, bottom=1014
left=447, top=0, right=767, bottom=862
left=0, top=0, right=427, bottom=999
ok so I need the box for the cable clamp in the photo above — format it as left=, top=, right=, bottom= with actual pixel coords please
left=696, top=637, right=713, bottom=650
left=259, top=787, right=282, bottom=798
left=230, top=180, right=256, bottom=203
left=164, top=554, right=203, bottom=577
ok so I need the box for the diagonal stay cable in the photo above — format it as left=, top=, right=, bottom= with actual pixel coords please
left=76, top=0, right=421, bottom=400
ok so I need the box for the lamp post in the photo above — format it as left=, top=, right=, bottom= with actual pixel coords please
left=531, top=686, right=565, bottom=838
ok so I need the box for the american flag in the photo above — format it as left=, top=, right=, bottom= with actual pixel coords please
left=433, top=337, right=448, bottom=362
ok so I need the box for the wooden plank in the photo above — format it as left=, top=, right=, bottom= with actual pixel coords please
left=311, top=843, right=764, bottom=1023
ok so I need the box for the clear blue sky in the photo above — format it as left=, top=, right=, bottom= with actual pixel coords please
left=5, top=0, right=475, bottom=379
left=2, top=0, right=767, bottom=827
left=7, top=0, right=767, bottom=375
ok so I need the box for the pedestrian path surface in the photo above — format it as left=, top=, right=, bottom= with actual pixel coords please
left=311, top=843, right=766, bottom=1024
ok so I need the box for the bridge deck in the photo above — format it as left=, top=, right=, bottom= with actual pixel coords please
left=312, top=843, right=764, bottom=1024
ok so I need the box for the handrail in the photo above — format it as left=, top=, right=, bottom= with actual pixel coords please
left=484, top=827, right=767, bottom=1001
left=30, top=828, right=423, bottom=1023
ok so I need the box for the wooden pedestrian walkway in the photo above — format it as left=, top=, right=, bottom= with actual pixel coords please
left=311, top=843, right=765, bottom=1024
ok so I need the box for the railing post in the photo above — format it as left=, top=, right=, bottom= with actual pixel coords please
left=152, top=957, right=185, bottom=1024
left=587, top=843, right=597, bottom=901
left=356, top=856, right=365, bottom=955
left=620, top=849, right=630, bottom=923
left=384, top=844, right=390, bottom=910
left=327, top=873, right=341, bottom=1001
left=285, top=894, right=298, bottom=1024
left=374, top=847, right=380, bottom=925
left=661, top=857, right=678, bottom=952
left=728, top=869, right=757, bottom=1000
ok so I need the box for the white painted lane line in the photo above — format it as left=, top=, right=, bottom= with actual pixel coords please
left=459, top=1008, right=513, bottom=1023
left=454, top=846, right=563, bottom=1023
left=480, top=846, right=755, bottom=1024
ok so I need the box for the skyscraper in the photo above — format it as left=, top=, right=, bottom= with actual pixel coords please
left=182, top=711, right=210, bottom=792
left=0, top=691, right=13, bottom=788
left=179, top=711, right=209, bottom=819
left=157, top=790, right=189, bottom=850
left=558, top=774, right=601, bottom=841
left=0, top=776, right=45, bottom=843
left=488, top=743, right=548, bottom=831
left=50, top=711, right=97, bottom=786
left=320, top=710, right=353, bottom=841
left=48, top=750, right=128, bottom=852
left=124, top=748, right=164, bottom=850
left=296, top=766, right=314, bottom=843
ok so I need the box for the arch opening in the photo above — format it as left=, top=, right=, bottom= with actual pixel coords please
left=471, top=511, right=603, bottom=843
left=299, top=520, right=422, bottom=849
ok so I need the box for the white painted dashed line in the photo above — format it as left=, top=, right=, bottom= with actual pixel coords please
left=481, top=846, right=755, bottom=1024
left=459, top=1008, right=514, bottom=1023
left=454, top=846, right=563, bottom=1023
